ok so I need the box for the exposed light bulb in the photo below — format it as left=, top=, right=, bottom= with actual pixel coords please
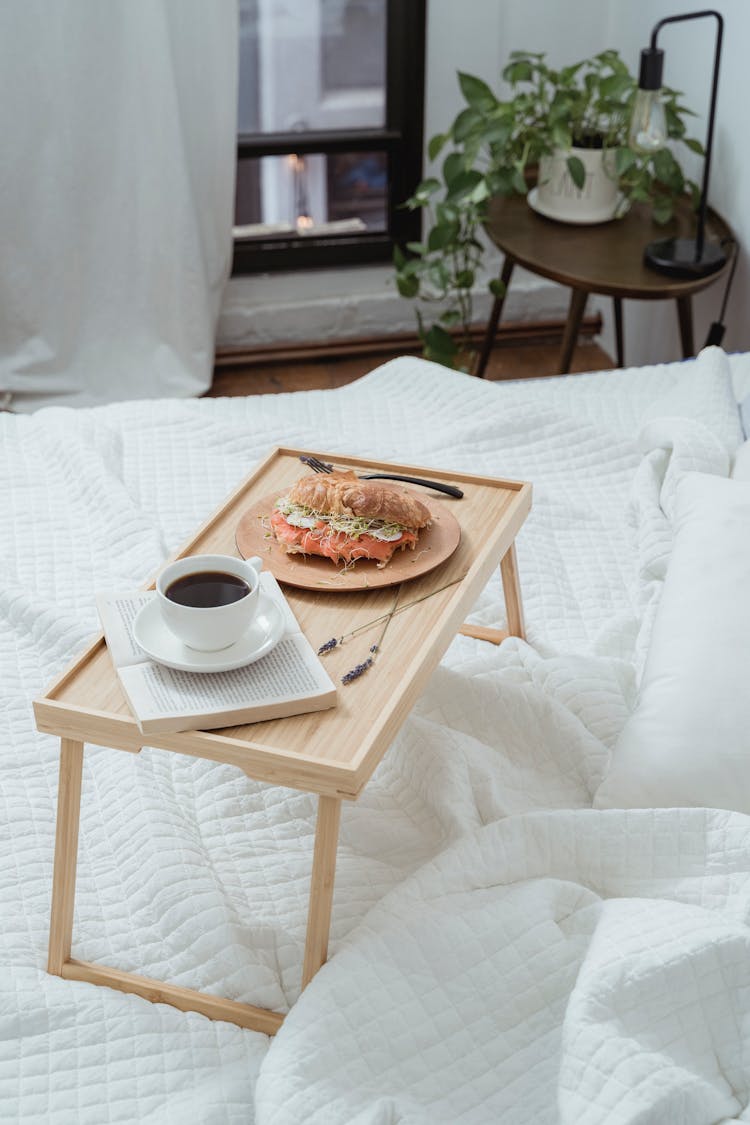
left=628, top=88, right=667, bottom=154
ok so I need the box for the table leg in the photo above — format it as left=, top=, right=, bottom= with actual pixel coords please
left=457, top=623, right=508, bottom=645
left=558, top=288, right=588, bottom=374
left=474, top=255, right=516, bottom=378
left=45, top=738, right=288, bottom=1034
left=458, top=542, right=525, bottom=645
left=48, top=738, right=84, bottom=976
left=613, top=297, right=625, bottom=368
left=501, top=543, right=525, bottom=640
left=676, top=296, right=695, bottom=357
left=302, top=795, right=342, bottom=988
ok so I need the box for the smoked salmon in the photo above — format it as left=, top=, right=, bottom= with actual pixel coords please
left=270, top=509, right=418, bottom=567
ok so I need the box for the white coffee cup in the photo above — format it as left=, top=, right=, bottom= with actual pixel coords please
left=156, top=554, right=264, bottom=651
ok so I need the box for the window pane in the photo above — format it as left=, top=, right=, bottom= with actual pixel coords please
left=322, top=0, right=386, bottom=91
left=234, top=151, right=388, bottom=237
left=238, top=0, right=386, bottom=135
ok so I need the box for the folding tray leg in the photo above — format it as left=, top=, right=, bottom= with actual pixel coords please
left=458, top=541, right=526, bottom=645
left=46, top=736, right=285, bottom=1035
left=48, top=738, right=84, bottom=976
left=302, top=795, right=342, bottom=988
left=500, top=541, right=526, bottom=639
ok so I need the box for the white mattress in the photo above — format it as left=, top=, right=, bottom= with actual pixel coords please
left=1, top=347, right=749, bottom=1124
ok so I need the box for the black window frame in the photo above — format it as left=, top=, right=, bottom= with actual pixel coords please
left=232, top=0, right=426, bottom=274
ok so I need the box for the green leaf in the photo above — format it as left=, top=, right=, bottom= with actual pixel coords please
left=511, top=168, right=527, bottom=195
left=653, top=148, right=684, bottom=191
left=560, top=62, right=584, bottom=83
left=439, top=309, right=462, bottom=327
left=405, top=241, right=426, bottom=255
left=444, top=169, right=483, bottom=204
left=427, top=223, right=457, bottom=252
left=651, top=199, right=674, bottom=225
left=428, top=132, right=449, bottom=162
left=461, top=136, right=481, bottom=170
left=470, top=178, right=490, bottom=204
left=452, top=107, right=482, bottom=143
left=426, top=325, right=455, bottom=348
left=436, top=202, right=458, bottom=224
left=481, top=120, right=513, bottom=148
left=599, top=74, right=631, bottom=100
left=393, top=244, right=406, bottom=269
left=458, top=72, right=498, bottom=112
left=502, top=59, right=533, bottom=84
left=455, top=269, right=475, bottom=289
left=683, top=137, right=705, bottom=155
left=615, top=146, right=637, bottom=176
left=488, top=278, right=506, bottom=298
left=549, top=91, right=575, bottom=123
left=566, top=155, right=586, bottom=190
left=442, top=151, right=465, bottom=186
left=396, top=273, right=419, bottom=299
left=424, top=325, right=458, bottom=369
left=487, top=166, right=516, bottom=196
left=413, top=177, right=441, bottom=202
left=552, top=125, right=572, bottom=150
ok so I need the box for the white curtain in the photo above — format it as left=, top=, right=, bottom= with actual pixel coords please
left=0, top=0, right=238, bottom=411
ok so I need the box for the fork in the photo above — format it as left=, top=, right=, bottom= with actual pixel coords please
left=299, top=455, right=464, bottom=499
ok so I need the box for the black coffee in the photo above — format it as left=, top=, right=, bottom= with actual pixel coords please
left=165, top=570, right=250, bottom=608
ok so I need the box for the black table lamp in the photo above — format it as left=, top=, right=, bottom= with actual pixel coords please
left=629, top=9, right=727, bottom=278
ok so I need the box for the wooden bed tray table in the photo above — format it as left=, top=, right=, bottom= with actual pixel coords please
left=34, top=447, right=531, bottom=1034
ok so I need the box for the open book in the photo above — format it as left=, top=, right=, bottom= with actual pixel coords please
left=96, top=573, right=337, bottom=735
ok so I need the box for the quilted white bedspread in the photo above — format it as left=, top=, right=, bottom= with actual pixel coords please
left=1, top=347, right=749, bottom=1124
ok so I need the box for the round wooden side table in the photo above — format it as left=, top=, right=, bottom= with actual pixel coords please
left=476, top=194, right=735, bottom=376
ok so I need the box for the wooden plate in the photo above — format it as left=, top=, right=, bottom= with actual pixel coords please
left=235, top=492, right=461, bottom=591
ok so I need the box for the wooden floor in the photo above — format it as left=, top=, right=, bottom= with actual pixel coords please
left=208, top=338, right=614, bottom=398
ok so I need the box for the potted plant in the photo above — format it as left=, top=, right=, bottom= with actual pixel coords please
left=395, top=49, right=704, bottom=371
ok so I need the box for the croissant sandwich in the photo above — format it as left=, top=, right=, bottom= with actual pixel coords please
left=270, top=471, right=432, bottom=568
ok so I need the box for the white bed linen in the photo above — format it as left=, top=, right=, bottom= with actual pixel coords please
left=0, top=347, right=748, bottom=1123
left=595, top=472, right=750, bottom=813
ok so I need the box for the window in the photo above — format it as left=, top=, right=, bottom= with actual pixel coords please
left=233, top=0, right=426, bottom=273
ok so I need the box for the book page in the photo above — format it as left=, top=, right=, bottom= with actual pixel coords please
left=118, top=632, right=333, bottom=725
left=95, top=591, right=153, bottom=667
left=119, top=639, right=326, bottom=715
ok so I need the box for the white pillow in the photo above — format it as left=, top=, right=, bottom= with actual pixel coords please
left=595, top=472, right=750, bottom=813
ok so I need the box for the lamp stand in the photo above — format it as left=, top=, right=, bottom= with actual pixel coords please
left=644, top=236, right=726, bottom=278
left=641, top=9, right=726, bottom=279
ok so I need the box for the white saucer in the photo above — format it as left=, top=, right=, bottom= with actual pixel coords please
left=527, top=186, right=626, bottom=225
left=132, top=595, right=285, bottom=673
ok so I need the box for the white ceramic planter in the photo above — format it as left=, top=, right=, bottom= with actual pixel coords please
left=533, top=146, right=619, bottom=224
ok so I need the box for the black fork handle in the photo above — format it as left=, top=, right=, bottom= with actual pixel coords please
left=359, top=473, right=463, bottom=499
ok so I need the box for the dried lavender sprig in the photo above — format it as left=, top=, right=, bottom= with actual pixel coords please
left=340, top=585, right=401, bottom=686
left=341, top=658, right=373, bottom=684
left=318, top=575, right=466, bottom=655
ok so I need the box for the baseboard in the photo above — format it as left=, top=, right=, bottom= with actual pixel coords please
left=214, top=314, right=603, bottom=369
